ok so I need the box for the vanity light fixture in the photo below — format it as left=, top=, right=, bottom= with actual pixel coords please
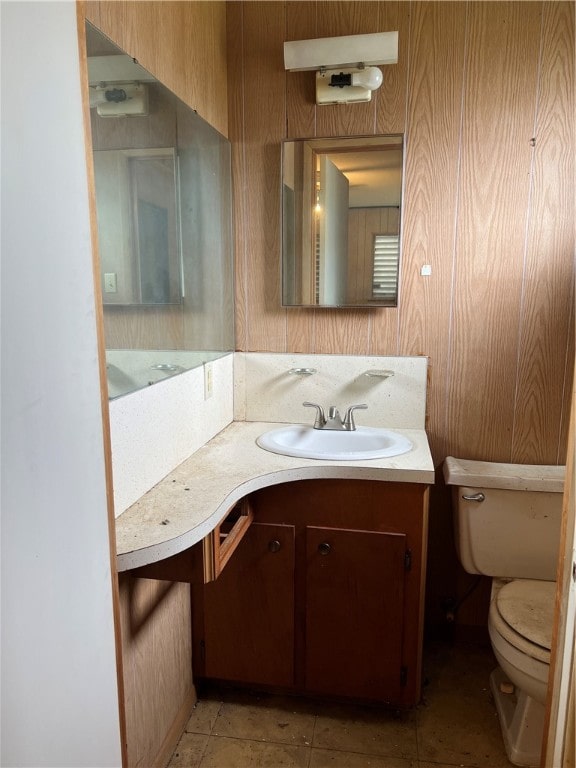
left=88, top=54, right=154, bottom=117
left=89, top=81, right=149, bottom=117
left=283, top=32, right=398, bottom=105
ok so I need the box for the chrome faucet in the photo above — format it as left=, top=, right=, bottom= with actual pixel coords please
left=325, top=405, right=344, bottom=430
left=303, top=402, right=368, bottom=431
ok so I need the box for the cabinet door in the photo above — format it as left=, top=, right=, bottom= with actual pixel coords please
left=305, top=525, right=406, bottom=701
left=201, top=522, right=295, bottom=687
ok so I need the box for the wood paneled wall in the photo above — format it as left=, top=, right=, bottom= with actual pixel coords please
left=84, top=1, right=228, bottom=137
left=118, top=576, right=194, bottom=768
left=229, top=0, right=575, bottom=469
left=229, top=1, right=574, bottom=634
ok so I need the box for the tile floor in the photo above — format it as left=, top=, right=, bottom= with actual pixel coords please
left=168, top=641, right=511, bottom=768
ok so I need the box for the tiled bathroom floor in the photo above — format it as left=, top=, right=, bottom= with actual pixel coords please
left=168, top=641, right=511, bottom=768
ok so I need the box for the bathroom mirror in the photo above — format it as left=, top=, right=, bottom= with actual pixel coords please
left=282, top=135, right=403, bottom=308
left=86, top=23, right=234, bottom=398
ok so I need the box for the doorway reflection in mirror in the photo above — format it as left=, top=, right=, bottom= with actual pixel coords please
left=282, top=135, right=403, bottom=308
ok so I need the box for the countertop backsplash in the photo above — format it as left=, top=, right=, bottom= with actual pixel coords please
left=109, top=353, right=233, bottom=516
left=234, top=353, right=428, bottom=430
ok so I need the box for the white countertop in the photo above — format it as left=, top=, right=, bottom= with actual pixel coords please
left=115, top=421, right=435, bottom=571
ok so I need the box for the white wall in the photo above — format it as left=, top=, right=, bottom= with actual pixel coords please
left=1, top=3, right=122, bottom=766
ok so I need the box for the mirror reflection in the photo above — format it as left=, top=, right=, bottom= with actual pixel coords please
left=282, top=135, right=403, bottom=308
left=94, top=148, right=182, bottom=305
left=86, top=23, right=234, bottom=398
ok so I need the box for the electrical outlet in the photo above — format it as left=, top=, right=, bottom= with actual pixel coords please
left=204, top=362, right=213, bottom=400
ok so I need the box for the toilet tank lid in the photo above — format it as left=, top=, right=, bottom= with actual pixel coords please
left=443, top=456, right=565, bottom=493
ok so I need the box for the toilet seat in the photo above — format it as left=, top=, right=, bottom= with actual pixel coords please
left=490, top=579, right=555, bottom=664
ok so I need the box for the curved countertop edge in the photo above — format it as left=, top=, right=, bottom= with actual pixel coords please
left=115, top=421, right=435, bottom=572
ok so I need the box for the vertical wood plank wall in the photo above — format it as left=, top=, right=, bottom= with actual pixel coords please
left=79, top=4, right=229, bottom=766
left=229, top=0, right=574, bottom=469
left=85, top=0, right=228, bottom=137
left=118, top=575, right=195, bottom=768
left=228, top=0, right=574, bottom=633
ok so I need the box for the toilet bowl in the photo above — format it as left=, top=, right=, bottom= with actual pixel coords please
left=443, top=457, right=564, bottom=768
left=489, top=579, right=553, bottom=704
left=487, top=578, right=556, bottom=766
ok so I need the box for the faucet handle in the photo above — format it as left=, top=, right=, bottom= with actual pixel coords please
left=343, top=403, right=368, bottom=431
left=303, top=401, right=326, bottom=429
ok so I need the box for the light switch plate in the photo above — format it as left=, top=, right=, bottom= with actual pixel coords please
left=104, top=272, right=117, bottom=292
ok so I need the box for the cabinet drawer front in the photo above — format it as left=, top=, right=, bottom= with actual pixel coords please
left=210, top=499, right=254, bottom=579
left=305, top=525, right=406, bottom=701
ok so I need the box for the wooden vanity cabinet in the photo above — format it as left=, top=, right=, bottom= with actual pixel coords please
left=192, top=479, right=429, bottom=707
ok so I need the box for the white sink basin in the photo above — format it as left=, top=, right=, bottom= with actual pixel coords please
left=256, top=425, right=412, bottom=461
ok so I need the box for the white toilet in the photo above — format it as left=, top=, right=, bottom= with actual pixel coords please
left=443, top=456, right=565, bottom=767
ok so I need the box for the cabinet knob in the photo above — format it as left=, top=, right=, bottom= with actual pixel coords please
left=268, top=540, right=281, bottom=553
left=318, top=542, right=331, bottom=555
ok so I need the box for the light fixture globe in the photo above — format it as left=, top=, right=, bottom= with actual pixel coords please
left=351, top=66, right=383, bottom=91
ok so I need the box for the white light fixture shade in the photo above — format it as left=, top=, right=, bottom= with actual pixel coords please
left=284, top=31, right=398, bottom=72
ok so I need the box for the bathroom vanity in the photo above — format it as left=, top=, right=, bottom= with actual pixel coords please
left=193, top=479, right=428, bottom=707
left=118, top=420, right=433, bottom=708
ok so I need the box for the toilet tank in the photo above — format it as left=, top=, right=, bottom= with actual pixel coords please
left=444, top=457, right=565, bottom=580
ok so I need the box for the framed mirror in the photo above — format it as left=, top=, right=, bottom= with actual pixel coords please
left=282, top=135, right=403, bottom=308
